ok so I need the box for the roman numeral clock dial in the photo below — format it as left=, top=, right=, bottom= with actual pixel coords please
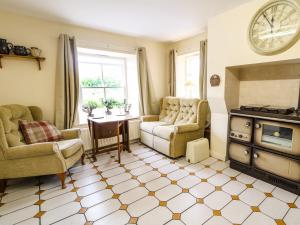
left=249, top=0, right=300, bottom=55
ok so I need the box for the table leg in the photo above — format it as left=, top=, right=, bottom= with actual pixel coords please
left=92, top=138, right=97, bottom=162
left=125, top=120, right=131, bottom=153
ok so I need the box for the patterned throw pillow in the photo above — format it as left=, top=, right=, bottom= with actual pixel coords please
left=19, top=120, right=64, bottom=144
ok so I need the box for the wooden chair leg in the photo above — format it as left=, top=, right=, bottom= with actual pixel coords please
left=0, top=179, right=7, bottom=193
left=81, top=153, right=85, bottom=165
left=57, top=173, right=66, bottom=189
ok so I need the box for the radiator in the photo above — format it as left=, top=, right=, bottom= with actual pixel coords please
left=80, top=119, right=141, bottom=151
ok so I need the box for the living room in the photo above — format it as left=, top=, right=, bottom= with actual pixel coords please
left=0, top=0, right=300, bottom=224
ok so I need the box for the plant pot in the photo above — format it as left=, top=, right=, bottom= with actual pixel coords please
left=105, top=109, right=112, bottom=115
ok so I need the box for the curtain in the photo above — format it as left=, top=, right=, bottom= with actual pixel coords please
left=199, top=40, right=208, bottom=100
left=169, top=49, right=176, bottom=96
left=55, top=34, right=80, bottom=129
left=137, top=47, right=152, bottom=116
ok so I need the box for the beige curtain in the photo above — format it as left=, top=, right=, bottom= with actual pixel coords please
left=199, top=40, right=208, bottom=100
left=169, top=49, right=176, bottom=96
left=55, top=34, right=79, bottom=129
left=137, top=47, right=152, bottom=116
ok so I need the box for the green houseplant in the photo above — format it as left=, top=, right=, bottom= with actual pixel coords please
left=82, top=100, right=99, bottom=117
left=102, top=98, right=120, bottom=115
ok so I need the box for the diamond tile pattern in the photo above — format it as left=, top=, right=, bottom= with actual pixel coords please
left=0, top=143, right=299, bottom=225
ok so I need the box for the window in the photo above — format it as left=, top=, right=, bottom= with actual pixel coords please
left=176, top=52, right=200, bottom=98
left=77, top=48, right=139, bottom=124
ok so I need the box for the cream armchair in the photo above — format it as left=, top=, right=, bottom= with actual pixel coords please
left=140, top=97, right=208, bottom=158
left=0, top=105, right=85, bottom=193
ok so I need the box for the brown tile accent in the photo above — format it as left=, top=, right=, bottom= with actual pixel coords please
left=132, top=176, right=138, bottom=180
left=159, top=201, right=167, bottom=206
left=275, top=219, right=286, bottom=225
left=148, top=191, right=155, bottom=196
left=201, top=179, right=208, bottom=182
left=96, top=171, right=102, bottom=175
left=71, top=188, right=79, bottom=192
left=0, top=203, right=4, bottom=207
left=153, top=168, right=158, bottom=171
left=85, top=222, right=93, bottom=225
left=161, top=174, right=167, bottom=177
left=215, top=186, right=222, bottom=191
left=120, top=204, right=128, bottom=210
left=171, top=180, right=177, bottom=185
left=288, top=203, right=297, bottom=208
left=112, top=194, right=120, bottom=199
left=145, top=163, right=151, bottom=166
left=125, top=169, right=130, bottom=173
left=216, top=170, right=222, bottom=174
left=101, top=178, right=108, bottom=182
left=182, top=188, right=189, bottom=193
left=34, top=200, right=45, bottom=205
left=189, top=172, right=195, bottom=176
left=265, top=193, right=273, bottom=197
left=231, top=177, right=237, bottom=181
left=79, top=207, right=87, bottom=214
left=120, top=164, right=124, bottom=167
left=246, top=184, right=253, bottom=188
left=205, top=165, right=210, bottom=168
left=170, top=161, right=176, bottom=164
left=197, top=198, right=204, bottom=204
left=34, top=211, right=45, bottom=218
left=106, top=185, right=113, bottom=189
left=172, top=213, right=181, bottom=220
left=179, top=166, right=185, bottom=169
left=68, top=180, right=76, bottom=184
left=139, top=183, right=145, bottom=187
left=251, top=206, right=260, bottom=212
left=231, top=195, right=239, bottom=200
left=35, top=190, right=45, bottom=195
left=93, top=165, right=98, bottom=169
left=129, top=217, right=138, bottom=224
left=213, top=210, right=222, bottom=216
left=75, top=197, right=83, bottom=202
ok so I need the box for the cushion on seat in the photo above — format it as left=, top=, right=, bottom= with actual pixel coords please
left=153, top=125, right=175, bottom=141
left=58, top=138, right=83, bottom=158
left=174, top=98, right=200, bottom=125
left=159, top=97, right=180, bottom=124
left=140, top=121, right=168, bottom=133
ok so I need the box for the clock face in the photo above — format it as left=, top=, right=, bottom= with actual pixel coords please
left=249, top=0, right=300, bottom=55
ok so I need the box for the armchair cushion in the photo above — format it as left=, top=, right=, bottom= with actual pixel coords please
left=61, top=128, right=81, bottom=140
left=141, top=115, right=159, bottom=122
left=159, top=97, right=180, bottom=124
left=58, top=139, right=83, bottom=158
left=174, top=123, right=200, bottom=134
left=19, top=120, right=63, bottom=144
left=174, top=99, right=199, bottom=125
left=153, top=125, right=175, bottom=140
left=140, top=121, right=168, bottom=133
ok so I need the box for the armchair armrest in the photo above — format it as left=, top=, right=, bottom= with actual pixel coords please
left=61, top=128, right=81, bottom=140
left=5, top=143, right=59, bottom=160
left=175, top=123, right=200, bottom=134
left=141, top=115, right=159, bottom=122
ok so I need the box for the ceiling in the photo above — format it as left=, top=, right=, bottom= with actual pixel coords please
left=0, top=0, right=251, bottom=42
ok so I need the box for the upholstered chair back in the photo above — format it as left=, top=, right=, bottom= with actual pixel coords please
left=0, top=105, right=43, bottom=152
left=159, top=97, right=180, bottom=124
left=174, top=98, right=201, bottom=125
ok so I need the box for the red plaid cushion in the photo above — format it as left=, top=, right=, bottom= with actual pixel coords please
left=19, top=120, right=64, bottom=144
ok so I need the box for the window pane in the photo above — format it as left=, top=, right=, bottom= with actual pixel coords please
left=79, top=63, right=102, bottom=85
left=103, top=64, right=125, bottom=88
left=105, top=88, right=125, bottom=102
left=81, top=88, right=104, bottom=103
left=185, top=54, right=200, bottom=98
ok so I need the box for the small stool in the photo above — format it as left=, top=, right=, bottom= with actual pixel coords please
left=186, top=138, right=209, bottom=163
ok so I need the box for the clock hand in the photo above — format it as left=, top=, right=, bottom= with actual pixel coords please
left=263, top=13, right=273, bottom=29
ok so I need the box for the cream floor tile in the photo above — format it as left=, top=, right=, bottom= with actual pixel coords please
left=137, top=171, right=161, bottom=183
left=239, top=188, right=266, bottom=206
left=210, top=161, right=229, bottom=171
left=260, top=197, right=289, bottom=219
left=200, top=157, right=218, bottom=166
left=133, top=148, right=150, bottom=155
left=167, top=193, right=196, bottom=213
left=138, top=206, right=172, bottom=225
left=181, top=204, right=213, bottom=225
left=207, top=173, right=230, bottom=186
left=151, top=159, right=171, bottom=168
left=41, top=202, right=81, bottom=225
left=243, top=212, right=276, bottom=225
left=138, top=151, right=156, bottom=159
left=155, top=185, right=182, bottom=201
left=101, top=167, right=125, bottom=178
left=165, top=220, right=185, bottom=225
left=1, top=186, right=39, bottom=203
left=127, top=196, right=159, bottom=217
left=177, top=175, right=200, bottom=189
left=0, top=194, right=38, bottom=215
left=71, top=168, right=98, bottom=180
left=222, top=167, right=241, bottom=177
left=143, top=155, right=163, bottom=163
left=94, top=210, right=130, bottom=225
left=189, top=182, right=215, bottom=198
left=53, top=214, right=86, bottom=225
left=175, top=158, right=190, bottom=167
left=97, top=162, right=119, bottom=171
left=158, top=164, right=179, bottom=174
left=195, top=168, right=217, bottom=179
left=6, top=178, right=38, bottom=193
left=222, top=181, right=246, bottom=196
left=236, top=173, right=256, bottom=184
left=125, top=160, right=146, bottom=170
left=41, top=192, right=77, bottom=211
left=77, top=181, right=107, bottom=197
left=295, top=196, right=300, bottom=208
left=272, top=187, right=298, bottom=203
left=85, top=199, right=121, bottom=222
left=16, top=218, right=39, bottom=225
left=112, top=179, right=140, bottom=194
left=81, top=189, right=113, bottom=208
left=167, top=169, right=189, bottom=181
left=184, top=163, right=205, bottom=172
left=69, top=163, right=94, bottom=174
left=73, top=174, right=102, bottom=188
left=119, top=187, right=149, bottom=204
left=107, top=172, right=132, bottom=185
left=252, top=180, right=275, bottom=193
left=40, top=176, right=71, bottom=191
left=284, top=208, right=300, bottom=225
left=204, top=216, right=232, bottom=225
left=130, top=165, right=153, bottom=176
left=222, top=200, right=252, bottom=224
left=0, top=205, right=39, bottom=225
left=122, top=156, right=139, bottom=164
left=40, top=184, right=73, bottom=200
left=204, top=191, right=231, bottom=210
left=145, top=177, right=171, bottom=192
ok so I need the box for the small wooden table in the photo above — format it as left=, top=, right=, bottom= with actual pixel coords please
left=88, top=115, right=139, bottom=161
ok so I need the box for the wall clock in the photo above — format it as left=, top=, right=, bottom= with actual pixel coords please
left=249, top=0, right=300, bottom=55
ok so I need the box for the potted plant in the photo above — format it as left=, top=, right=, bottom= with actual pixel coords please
left=82, top=100, right=99, bottom=117
left=102, top=98, right=119, bottom=115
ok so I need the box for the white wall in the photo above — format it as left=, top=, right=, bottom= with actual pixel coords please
left=207, top=0, right=300, bottom=160
left=0, top=11, right=168, bottom=121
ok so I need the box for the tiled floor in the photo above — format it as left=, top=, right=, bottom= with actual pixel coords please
left=0, top=143, right=299, bottom=225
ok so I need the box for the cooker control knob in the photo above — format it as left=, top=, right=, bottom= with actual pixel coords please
left=255, top=123, right=261, bottom=129
left=253, top=153, right=259, bottom=159
left=238, top=134, right=243, bottom=138
left=230, top=132, right=234, bottom=137
left=244, top=150, right=249, bottom=155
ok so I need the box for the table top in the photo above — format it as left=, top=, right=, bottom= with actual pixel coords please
left=87, top=114, right=140, bottom=123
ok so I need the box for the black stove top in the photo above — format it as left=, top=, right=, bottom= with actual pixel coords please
left=239, top=104, right=295, bottom=115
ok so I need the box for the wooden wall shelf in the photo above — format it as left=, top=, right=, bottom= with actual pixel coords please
left=0, top=54, right=46, bottom=70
